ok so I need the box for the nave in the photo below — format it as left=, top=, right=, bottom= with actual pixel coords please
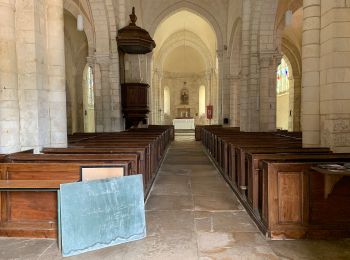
left=1, top=134, right=350, bottom=259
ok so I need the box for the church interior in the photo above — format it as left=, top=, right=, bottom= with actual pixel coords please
left=1, top=0, right=350, bottom=259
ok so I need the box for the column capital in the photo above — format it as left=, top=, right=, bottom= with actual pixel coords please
left=259, top=55, right=272, bottom=67
left=86, top=56, right=95, bottom=66
left=260, top=51, right=282, bottom=67
left=303, top=0, right=320, bottom=9
left=95, top=53, right=110, bottom=66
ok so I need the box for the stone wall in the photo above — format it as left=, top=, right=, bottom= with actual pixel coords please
left=0, top=0, right=68, bottom=153
left=1, top=0, right=350, bottom=152
left=162, top=72, right=207, bottom=125
left=320, top=0, right=350, bottom=152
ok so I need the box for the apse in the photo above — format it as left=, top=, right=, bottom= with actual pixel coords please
left=151, top=10, right=218, bottom=125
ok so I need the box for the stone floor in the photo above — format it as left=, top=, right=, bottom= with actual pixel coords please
left=1, top=134, right=350, bottom=259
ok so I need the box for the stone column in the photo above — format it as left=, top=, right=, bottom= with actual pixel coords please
left=320, top=0, right=350, bottom=152
left=217, top=50, right=224, bottom=124
left=100, top=61, right=111, bottom=132
left=210, top=69, right=219, bottom=124
left=205, top=70, right=211, bottom=107
left=47, top=0, right=67, bottom=147
left=229, top=76, right=240, bottom=127
left=93, top=63, right=103, bottom=132
left=301, top=0, right=321, bottom=147
left=109, top=53, right=123, bottom=131
left=259, top=52, right=281, bottom=131
left=16, top=0, right=49, bottom=152
left=290, top=76, right=301, bottom=131
left=0, top=0, right=20, bottom=153
left=146, top=53, right=153, bottom=124
left=152, top=69, right=159, bottom=124
left=259, top=55, right=271, bottom=131
left=95, top=55, right=111, bottom=132
left=239, top=0, right=251, bottom=131
left=158, top=72, right=164, bottom=124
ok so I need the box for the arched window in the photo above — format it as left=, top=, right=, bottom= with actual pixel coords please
left=83, top=65, right=95, bottom=132
left=87, top=66, right=94, bottom=108
left=276, top=58, right=290, bottom=94
left=199, top=85, right=206, bottom=115
left=164, top=87, right=170, bottom=115
left=276, top=56, right=291, bottom=130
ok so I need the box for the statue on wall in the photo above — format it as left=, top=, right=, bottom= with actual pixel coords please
left=180, top=88, right=189, bottom=105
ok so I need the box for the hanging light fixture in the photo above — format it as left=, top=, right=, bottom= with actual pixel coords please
left=285, top=10, right=293, bottom=27
left=77, top=0, right=84, bottom=31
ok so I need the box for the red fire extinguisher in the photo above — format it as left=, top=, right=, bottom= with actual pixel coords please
left=206, top=105, right=213, bottom=119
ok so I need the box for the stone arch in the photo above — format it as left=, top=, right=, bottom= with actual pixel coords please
left=151, top=7, right=220, bottom=125
left=276, top=55, right=293, bottom=130
left=89, top=0, right=110, bottom=54
left=274, top=1, right=303, bottom=53
left=149, top=1, right=223, bottom=49
left=155, top=30, right=214, bottom=72
left=274, top=0, right=303, bottom=131
left=282, top=38, right=302, bottom=131
left=64, top=9, right=89, bottom=134
left=258, top=0, right=279, bottom=52
left=228, top=18, right=242, bottom=127
left=63, top=0, right=95, bottom=55
left=282, top=38, right=301, bottom=78
left=275, top=0, right=303, bottom=31
left=105, top=0, right=117, bottom=53
left=228, top=18, right=242, bottom=76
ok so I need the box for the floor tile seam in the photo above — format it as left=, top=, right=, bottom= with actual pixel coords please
left=194, top=231, right=264, bottom=234
left=193, top=209, right=246, bottom=213
left=178, top=141, right=201, bottom=259
left=145, top=209, right=194, bottom=212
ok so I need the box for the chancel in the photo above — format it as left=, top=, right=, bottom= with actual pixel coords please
left=1, top=0, right=350, bottom=259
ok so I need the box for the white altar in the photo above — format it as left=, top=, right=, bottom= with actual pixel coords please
left=172, top=118, right=195, bottom=130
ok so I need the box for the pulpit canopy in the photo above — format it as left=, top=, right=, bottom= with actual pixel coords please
left=117, top=7, right=156, bottom=54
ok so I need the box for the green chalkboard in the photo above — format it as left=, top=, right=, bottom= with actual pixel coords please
left=59, top=175, right=146, bottom=257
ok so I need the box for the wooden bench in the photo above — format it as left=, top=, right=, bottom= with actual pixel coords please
left=0, top=126, right=173, bottom=239
left=39, top=148, right=156, bottom=197
left=246, top=152, right=350, bottom=217
left=0, top=162, right=130, bottom=238
left=259, top=160, right=350, bottom=239
left=199, top=126, right=350, bottom=239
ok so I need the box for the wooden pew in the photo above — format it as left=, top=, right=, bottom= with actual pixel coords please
left=246, top=152, right=350, bottom=217
left=39, top=147, right=155, bottom=197
left=0, top=162, right=131, bottom=238
left=0, top=125, right=173, bottom=239
left=42, top=147, right=147, bottom=182
left=7, top=153, right=136, bottom=173
left=199, top=126, right=350, bottom=239
left=259, top=160, right=350, bottom=239
left=195, top=125, right=225, bottom=141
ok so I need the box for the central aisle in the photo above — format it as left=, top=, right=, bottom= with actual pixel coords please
left=139, top=135, right=277, bottom=259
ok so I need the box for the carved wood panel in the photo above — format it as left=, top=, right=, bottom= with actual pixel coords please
left=278, top=172, right=302, bottom=223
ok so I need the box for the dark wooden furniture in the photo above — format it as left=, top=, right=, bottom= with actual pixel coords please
left=117, top=7, right=155, bottom=129
left=0, top=126, right=173, bottom=239
left=198, top=125, right=350, bottom=239
left=0, top=162, right=130, bottom=238
left=260, top=161, right=350, bottom=239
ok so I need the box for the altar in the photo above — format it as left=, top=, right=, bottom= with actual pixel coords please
left=172, top=118, right=195, bottom=130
